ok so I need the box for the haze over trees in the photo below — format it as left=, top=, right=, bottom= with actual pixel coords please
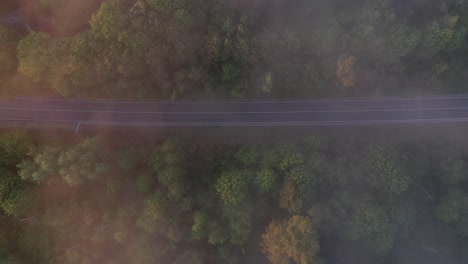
left=0, top=0, right=466, bottom=99
left=0, top=132, right=465, bottom=263
left=1, top=0, right=468, bottom=263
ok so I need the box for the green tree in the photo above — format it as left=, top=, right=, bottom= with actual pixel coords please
left=388, top=23, right=420, bottom=58
left=0, top=247, right=20, bottom=264
left=434, top=188, right=468, bottom=238
left=112, top=205, right=137, bottom=244
left=118, top=144, right=149, bottom=173
left=17, top=32, right=73, bottom=94
left=215, top=170, right=250, bottom=205
left=432, top=142, right=468, bottom=185
left=141, top=191, right=169, bottom=222
left=58, top=137, right=108, bottom=186
left=207, top=221, right=227, bottom=245
left=435, top=188, right=468, bottom=224
left=0, top=132, right=32, bottom=167
left=67, top=0, right=204, bottom=99
left=347, top=200, right=397, bottom=255
left=203, top=2, right=257, bottom=97
left=191, top=210, right=208, bottom=240
left=270, top=143, right=304, bottom=171
left=255, top=168, right=278, bottom=194
left=151, top=140, right=192, bottom=204
left=438, top=156, right=467, bottom=185
left=0, top=185, right=34, bottom=217
left=0, top=133, right=35, bottom=217
left=89, top=0, right=130, bottom=41
left=279, top=166, right=314, bottom=214
left=17, top=145, right=61, bottom=184
left=222, top=201, right=253, bottom=245
left=419, top=20, right=464, bottom=58
left=136, top=172, right=154, bottom=194
left=365, top=143, right=410, bottom=199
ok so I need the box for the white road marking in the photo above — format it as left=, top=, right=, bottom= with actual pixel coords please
left=14, top=94, right=468, bottom=104
left=0, top=106, right=467, bottom=114
left=1, top=118, right=468, bottom=126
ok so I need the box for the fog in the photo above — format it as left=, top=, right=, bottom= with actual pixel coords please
left=0, top=0, right=468, bottom=263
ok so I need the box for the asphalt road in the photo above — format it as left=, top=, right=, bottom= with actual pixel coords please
left=0, top=13, right=32, bottom=32
left=2, top=95, right=468, bottom=129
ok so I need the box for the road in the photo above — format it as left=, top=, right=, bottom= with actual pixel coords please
left=2, top=95, right=468, bottom=129
left=0, top=13, right=32, bottom=32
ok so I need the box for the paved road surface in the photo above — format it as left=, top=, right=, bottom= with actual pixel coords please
left=0, top=13, right=32, bottom=32
left=2, top=95, right=468, bottom=129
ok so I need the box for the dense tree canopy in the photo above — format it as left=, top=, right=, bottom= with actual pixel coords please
left=1, top=0, right=468, bottom=263
left=0, top=132, right=465, bottom=263
left=0, top=0, right=467, bottom=98
left=261, top=215, right=320, bottom=264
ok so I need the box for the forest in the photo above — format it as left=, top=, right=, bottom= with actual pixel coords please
left=0, top=0, right=467, bottom=99
left=1, top=0, right=468, bottom=263
left=0, top=131, right=467, bottom=263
